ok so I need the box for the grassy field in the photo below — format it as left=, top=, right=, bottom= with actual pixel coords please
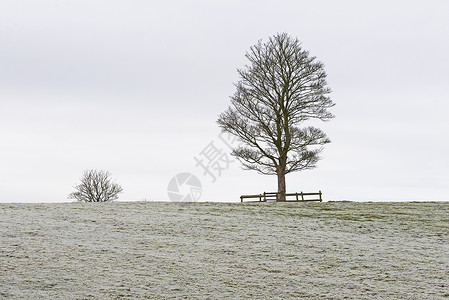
left=1, top=201, right=448, bottom=299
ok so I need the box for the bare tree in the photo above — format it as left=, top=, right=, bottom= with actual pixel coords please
left=68, top=169, right=123, bottom=202
left=217, top=33, right=334, bottom=201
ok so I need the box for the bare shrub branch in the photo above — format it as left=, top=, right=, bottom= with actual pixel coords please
left=68, top=170, right=123, bottom=202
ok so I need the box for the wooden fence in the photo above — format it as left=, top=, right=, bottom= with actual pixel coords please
left=240, top=191, right=322, bottom=202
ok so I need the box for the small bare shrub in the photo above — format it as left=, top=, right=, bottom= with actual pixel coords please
left=68, top=169, right=123, bottom=202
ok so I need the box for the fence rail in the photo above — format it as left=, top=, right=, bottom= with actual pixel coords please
left=240, top=191, right=322, bottom=202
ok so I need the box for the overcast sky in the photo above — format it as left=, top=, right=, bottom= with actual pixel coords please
left=1, top=0, right=448, bottom=202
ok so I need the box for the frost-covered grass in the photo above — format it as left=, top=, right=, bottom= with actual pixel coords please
left=1, top=201, right=448, bottom=299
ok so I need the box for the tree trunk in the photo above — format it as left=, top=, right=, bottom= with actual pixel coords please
left=276, top=163, right=286, bottom=201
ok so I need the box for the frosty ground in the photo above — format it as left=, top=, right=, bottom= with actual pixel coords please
left=1, top=201, right=448, bottom=299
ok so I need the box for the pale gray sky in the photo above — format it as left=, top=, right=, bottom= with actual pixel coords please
left=1, top=0, right=448, bottom=202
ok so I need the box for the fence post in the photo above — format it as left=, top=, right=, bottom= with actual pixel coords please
left=301, top=192, right=304, bottom=201
left=319, top=190, right=322, bottom=202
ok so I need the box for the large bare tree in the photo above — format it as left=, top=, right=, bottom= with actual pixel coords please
left=68, top=169, right=123, bottom=202
left=218, top=33, right=334, bottom=201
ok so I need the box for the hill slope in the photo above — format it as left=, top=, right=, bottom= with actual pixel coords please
left=1, top=202, right=448, bottom=299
